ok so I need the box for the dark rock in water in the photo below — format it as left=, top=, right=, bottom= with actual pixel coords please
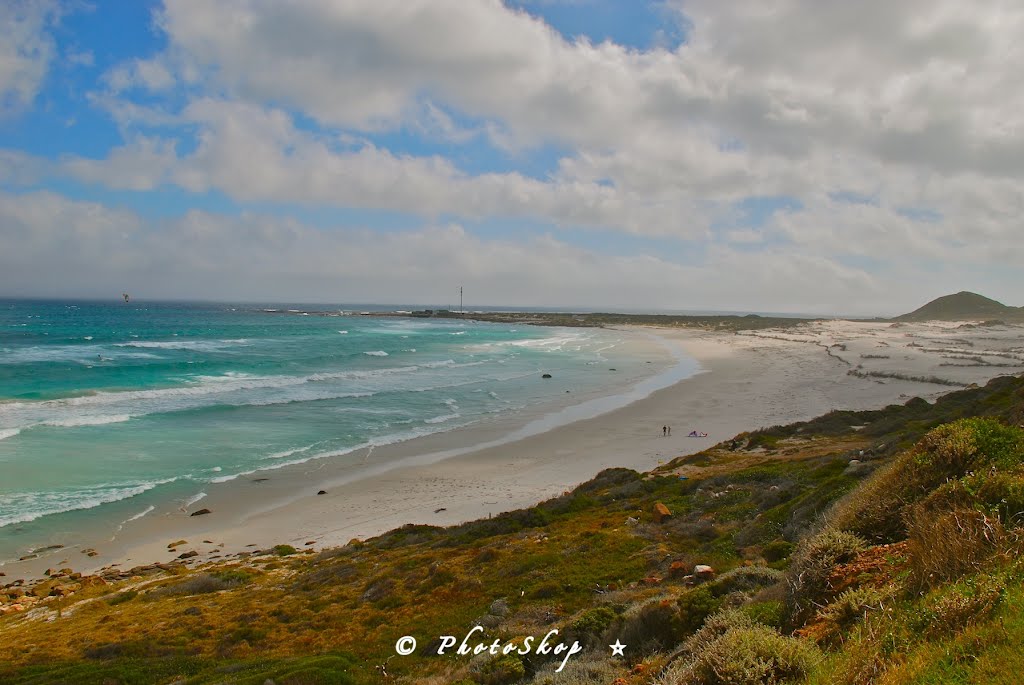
left=252, top=478, right=269, bottom=483
left=32, top=544, right=64, bottom=553
left=18, top=554, right=37, bottom=561
left=178, top=550, right=199, bottom=559
left=608, top=368, right=617, bottom=371
left=190, top=508, right=211, bottom=517
left=317, top=490, right=327, bottom=495
left=434, top=507, right=447, bottom=513
left=541, top=373, right=552, bottom=378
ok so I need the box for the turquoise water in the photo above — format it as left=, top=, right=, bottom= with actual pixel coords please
left=0, top=300, right=683, bottom=560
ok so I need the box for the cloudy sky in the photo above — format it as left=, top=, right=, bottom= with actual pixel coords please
left=1, top=0, right=1021, bottom=315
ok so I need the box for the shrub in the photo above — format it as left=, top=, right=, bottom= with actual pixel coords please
left=762, top=539, right=794, bottom=563
left=905, top=505, right=1005, bottom=590
left=676, top=586, right=722, bottom=634
left=147, top=573, right=241, bottom=598
left=675, top=608, right=756, bottom=659
left=532, top=653, right=621, bottom=685
left=474, top=653, right=525, bottom=685
left=605, top=597, right=685, bottom=656
left=831, top=419, right=1024, bottom=542
left=710, top=566, right=784, bottom=597
left=815, top=586, right=896, bottom=645
left=107, top=589, right=138, bottom=605
left=661, top=623, right=819, bottom=685
left=785, top=529, right=867, bottom=624
left=571, top=606, right=617, bottom=635
left=741, top=600, right=786, bottom=628
left=917, top=575, right=1005, bottom=637
left=273, top=544, right=298, bottom=556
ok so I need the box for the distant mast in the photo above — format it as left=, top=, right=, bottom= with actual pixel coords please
left=460, top=286, right=463, bottom=316
left=122, top=292, right=130, bottom=302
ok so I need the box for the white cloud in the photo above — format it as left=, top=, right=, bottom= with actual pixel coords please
left=0, top=0, right=62, bottom=115
left=0, top=189, right=909, bottom=313
left=6, top=0, right=1024, bottom=309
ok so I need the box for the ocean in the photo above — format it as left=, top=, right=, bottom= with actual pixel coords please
left=0, top=300, right=695, bottom=562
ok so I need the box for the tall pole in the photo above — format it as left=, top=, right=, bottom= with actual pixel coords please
left=460, top=286, right=463, bottom=315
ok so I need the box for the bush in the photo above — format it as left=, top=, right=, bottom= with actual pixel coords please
left=762, top=539, right=794, bottom=563
left=661, top=623, right=819, bottom=685
left=605, top=597, right=686, bottom=656
left=741, top=600, right=786, bottom=628
left=676, top=586, right=722, bottom=634
left=147, top=573, right=242, bottom=598
left=916, top=575, right=1005, bottom=637
left=273, top=544, right=298, bottom=556
left=785, top=529, right=867, bottom=624
left=474, top=653, right=525, bottom=685
left=815, top=586, right=896, bottom=645
left=532, top=653, right=621, bottom=685
left=107, top=589, right=138, bottom=605
left=905, top=505, right=1005, bottom=590
left=571, top=606, right=617, bottom=635
left=831, top=419, right=1024, bottom=542
left=710, top=566, right=784, bottom=597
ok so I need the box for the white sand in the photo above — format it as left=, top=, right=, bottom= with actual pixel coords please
left=5, top=319, right=1022, bottom=580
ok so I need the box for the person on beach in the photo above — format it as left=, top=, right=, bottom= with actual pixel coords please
left=667, top=426, right=672, bottom=436
left=662, top=426, right=667, bottom=436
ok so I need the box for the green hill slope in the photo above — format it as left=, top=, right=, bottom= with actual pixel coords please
left=895, top=291, right=1023, bottom=322
left=2, top=374, right=1024, bottom=685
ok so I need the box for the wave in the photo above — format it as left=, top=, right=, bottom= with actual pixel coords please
left=0, top=477, right=177, bottom=529
left=180, top=492, right=207, bottom=511
left=424, top=412, right=461, bottom=424
left=364, top=350, right=389, bottom=356
left=40, top=414, right=132, bottom=428
left=338, top=330, right=348, bottom=334
left=0, top=428, right=19, bottom=441
left=114, top=338, right=250, bottom=351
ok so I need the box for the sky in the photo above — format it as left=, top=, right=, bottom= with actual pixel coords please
left=1, top=0, right=1022, bottom=316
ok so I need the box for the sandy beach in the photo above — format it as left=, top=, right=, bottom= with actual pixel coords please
left=4, top=319, right=1022, bottom=581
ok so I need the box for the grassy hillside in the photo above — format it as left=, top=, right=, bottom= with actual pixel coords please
left=2, top=375, right=1024, bottom=685
left=894, top=291, right=1023, bottom=322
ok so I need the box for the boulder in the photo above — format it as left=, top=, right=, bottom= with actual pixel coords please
left=190, top=508, right=211, bottom=517
left=50, top=583, right=81, bottom=597
left=694, top=564, right=716, bottom=579
left=79, top=576, right=107, bottom=588
left=653, top=502, right=672, bottom=523
left=541, top=373, right=552, bottom=379
left=178, top=550, right=199, bottom=559
left=669, top=561, right=689, bottom=577
left=317, top=490, right=327, bottom=495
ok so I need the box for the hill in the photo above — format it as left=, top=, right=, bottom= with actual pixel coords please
left=2, top=374, right=1024, bottom=684
left=895, top=291, right=1024, bottom=322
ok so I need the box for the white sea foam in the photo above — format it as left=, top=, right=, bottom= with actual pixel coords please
left=364, top=350, right=389, bottom=356
left=0, top=428, right=20, bottom=441
left=424, top=412, right=461, bottom=424
left=41, top=414, right=132, bottom=428
left=180, top=492, right=207, bottom=510
left=0, top=478, right=178, bottom=528
left=114, top=338, right=250, bottom=351
left=338, top=330, right=348, bottom=334
left=123, top=505, right=155, bottom=524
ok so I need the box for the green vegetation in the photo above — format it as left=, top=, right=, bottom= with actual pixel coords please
left=3, top=374, right=1024, bottom=684
left=894, top=291, right=1024, bottom=322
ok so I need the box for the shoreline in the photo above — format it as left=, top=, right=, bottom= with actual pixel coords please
left=3, top=319, right=1022, bottom=581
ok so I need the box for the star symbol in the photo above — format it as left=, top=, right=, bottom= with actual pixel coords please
left=609, top=639, right=626, bottom=657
